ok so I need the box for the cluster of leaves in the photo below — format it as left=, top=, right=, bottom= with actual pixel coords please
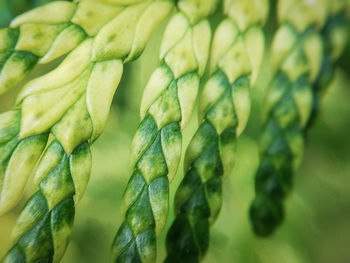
left=0, top=0, right=349, bottom=262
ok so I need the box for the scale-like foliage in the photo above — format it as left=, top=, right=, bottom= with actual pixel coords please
left=0, top=0, right=173, bottom=214
left=249, top=0, right=349, bottom=237
left=0, top=0, right=174, bottom=261
left=111, top=0, right=219, bottom=262
left=165, top=0, right=268, bottom=261
left=0, top=110, right=48, bottom=215
left=0, top=0, right=349, bottom=262
left=0, top=0, right=172, bottom=95
left=308, top=2, right=349, bottom=126
left=3, top=140, right=91, bottom=263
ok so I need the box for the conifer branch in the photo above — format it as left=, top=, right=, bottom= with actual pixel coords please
left=165, top=0, right=268, bottom=261
left=1, top=1, right=174, bottom=261
left=249, top=0, right=348, bottom=237
left=111, top=0, right=219, bottom=262
left=2, top=140, right=91, bottom=263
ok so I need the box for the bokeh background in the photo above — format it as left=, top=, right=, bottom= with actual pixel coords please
left=1, top=0, right=350, bottom=262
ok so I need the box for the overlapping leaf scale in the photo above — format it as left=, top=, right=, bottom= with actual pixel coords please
left=0, top=0, right=173, bottom=215
left=0, top=0, right=170, bottom=95
left=111, top=0, right=219, bottom=262
left=249, top=0, right=348, bottom=237
left=1, top=1, right=174, bottom=261
left=165, top=0, right=268, bottom=261
left=2, top=140, right=91, bottom=263
left=0, top=110, right=48, bottom=216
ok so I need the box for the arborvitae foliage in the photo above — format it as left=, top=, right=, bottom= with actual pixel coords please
left=111, top=1, right=219, bottom=261
left=249, top=0, right=349, bottom=237
left=0, top=0, right=349, bottom=262
left=1, top=0, right=174, bottom=261
left=165, top=0, right=268, bottom=261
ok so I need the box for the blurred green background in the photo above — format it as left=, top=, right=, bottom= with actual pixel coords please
left=1, top=1, right=350, bottom=262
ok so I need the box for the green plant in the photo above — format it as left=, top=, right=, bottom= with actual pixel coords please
left=0, top=0, right=82, bottom=95
left=111, top=1, right=218, bottom=262
left=1, top=0, right=174, bottom=261
left=0, top=0, right=349, bottom=262
left=165, top=0, right=268, bottom=261
left=249, top=0, right=349, bottom=237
